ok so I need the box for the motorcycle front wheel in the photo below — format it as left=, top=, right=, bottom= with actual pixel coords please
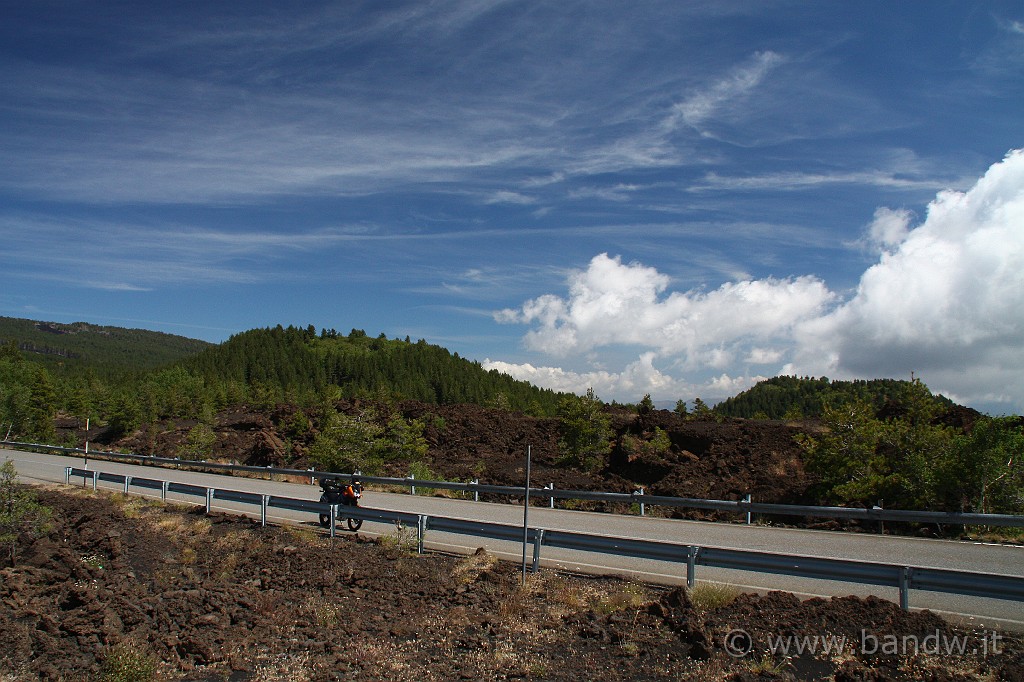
left=347, top=517, right=363, bottom=531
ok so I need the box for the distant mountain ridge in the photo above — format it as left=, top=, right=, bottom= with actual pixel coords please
left=0, top=316, right=211, bottom=375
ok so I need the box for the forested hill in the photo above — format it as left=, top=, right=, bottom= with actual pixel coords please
left=714, top=375, right=959, bottom=420
left=0, top=316, right=211, bottom=376
left=184, top=326, right=567, bottom=414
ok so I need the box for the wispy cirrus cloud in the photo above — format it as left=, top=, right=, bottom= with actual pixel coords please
left=671, top=51, right=786, bottom=132
left=688, top=169, right=944, bottom=192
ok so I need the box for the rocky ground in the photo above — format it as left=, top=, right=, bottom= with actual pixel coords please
left=2, top=487, right=1021, bottom=681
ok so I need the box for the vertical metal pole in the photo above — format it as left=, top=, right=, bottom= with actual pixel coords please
left=531, top=528, right=544, bottom=573
left=522, top=445, right=532, bottom=585
left=261, top=495, right=269, bottom=526
left=124, top=475, right=131, bottom=494
left=899, top=567, right=910, bottom=611
left=308, top=468, right=315, bottom=485
left=161, top=481, right=168, bottom=501
left=84, top=417, right=89, bottom=462
left=330, top=504, right=337, bottom=539
left=547, top=483, right=555, bottom=509
left=91, top=470, right=98, bottom=491
left=65, top=467, right=71, bottom=484
left=417, top=515, right=427, bottom=555
left=686, top=546, right=698, bottom=588
left=744, top=494, right=752, bottom=525
left=473, top=479, right=479, bottom=502
left=639, top=487, right=646, bottom=516
left=410, top=473, right=416, bottom=496
left=205, top=488, right=213, bottom=514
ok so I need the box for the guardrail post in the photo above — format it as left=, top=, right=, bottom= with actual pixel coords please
left=205, top=488, right=213, bottom=514
left=409, top=474, right=416, bottom=496
left=686, top=546, right=699, bottom=588
left=124, top=475, right=132, bottom=494
left=308, top=467, right=315, bottom=485
left=899, top=567, right=911, bottom=611
left=91, top=470, right=99, bottom=491
left=636, top=488, right=646, bottom=516
left=547, top=484, right=555, bottom=509
left=416, top=515, right=427, bottom=554
left=64, top=466, right=71, bottom=484
left=330, top=505, right=337, bottom=539
left=161, top=481, right=168, bottom=501
left=261, top=495, right=269, bottom=526
left=743, top=494, right=752, bottom=525
left=531, top=529, right=545, bottom=572
left=472, top=479, right=479, bottom=502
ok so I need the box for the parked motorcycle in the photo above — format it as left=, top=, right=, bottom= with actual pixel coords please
left=317, top=477, right=363, bottom=531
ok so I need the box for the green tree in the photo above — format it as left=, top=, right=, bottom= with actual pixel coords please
left=622, top=426, right=672, bottom=460
left=0, top=460, right=52, bottom=566
left=488, top=392, right=512, bottom=411
left=800, top=380, right=959, bottom=509
left=872, top=379, right=954, bottom=508
left=184, top=423, right=217, bottom=460
left=309, top=408, right=387, bottom=474
left=782, top=405, right=804, bottom=421
left=937, top=417, right=1024, bottom=513
left=690, top=398, right=711, bottom=420
left=800, top=399, right=888, bottom=504
left=382, top=414, right=429, bottom=463
left=106, top=390, right=142, bottom=439
left=0, top=353, right=33, bottom=439
left=557, top=388, right=612, bottom=472
left=27, top=366, right=57, bottom=442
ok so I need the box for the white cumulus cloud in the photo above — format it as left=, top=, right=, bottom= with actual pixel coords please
left=492, top=149, right=1024, bottom=413
left=497, top=253, right=833, bottom=362
left=791, top=148, right=1024, bottom=410
left=864, top=207, right=913, bottom=251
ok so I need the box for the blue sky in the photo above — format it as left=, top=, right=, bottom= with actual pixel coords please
left=2, top=1, right=1023, bottom=413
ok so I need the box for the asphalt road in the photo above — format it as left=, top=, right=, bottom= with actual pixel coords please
left=6, top=448, right=1023, bottom=630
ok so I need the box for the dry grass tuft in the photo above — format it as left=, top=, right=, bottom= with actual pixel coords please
left=302, top=595, right=343, bottom=628
left=451, top=548, right=498, bottom=584
left=155, top=514, right=211, bottom=539
left=251, top=652, right=313, bottom=682
left=282, top=523, right=319, bottom=545
left=378, top=521, right=419, bottom=556
left=689, top=582, right=741, bottom=613
left=98, top=637, right=157, bottom=682
left=591, top=580, right=650, bottom=615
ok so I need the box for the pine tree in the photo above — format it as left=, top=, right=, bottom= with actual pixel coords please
left=557, top=388, right=612, bottom=472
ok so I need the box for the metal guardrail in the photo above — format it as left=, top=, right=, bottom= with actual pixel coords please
left=9, top=439, right=1024, bottom=528
left=62, top=465, right=1024, bottom=612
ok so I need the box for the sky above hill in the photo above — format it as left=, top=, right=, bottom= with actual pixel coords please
left=2, top=1, right=1023, bottom=413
